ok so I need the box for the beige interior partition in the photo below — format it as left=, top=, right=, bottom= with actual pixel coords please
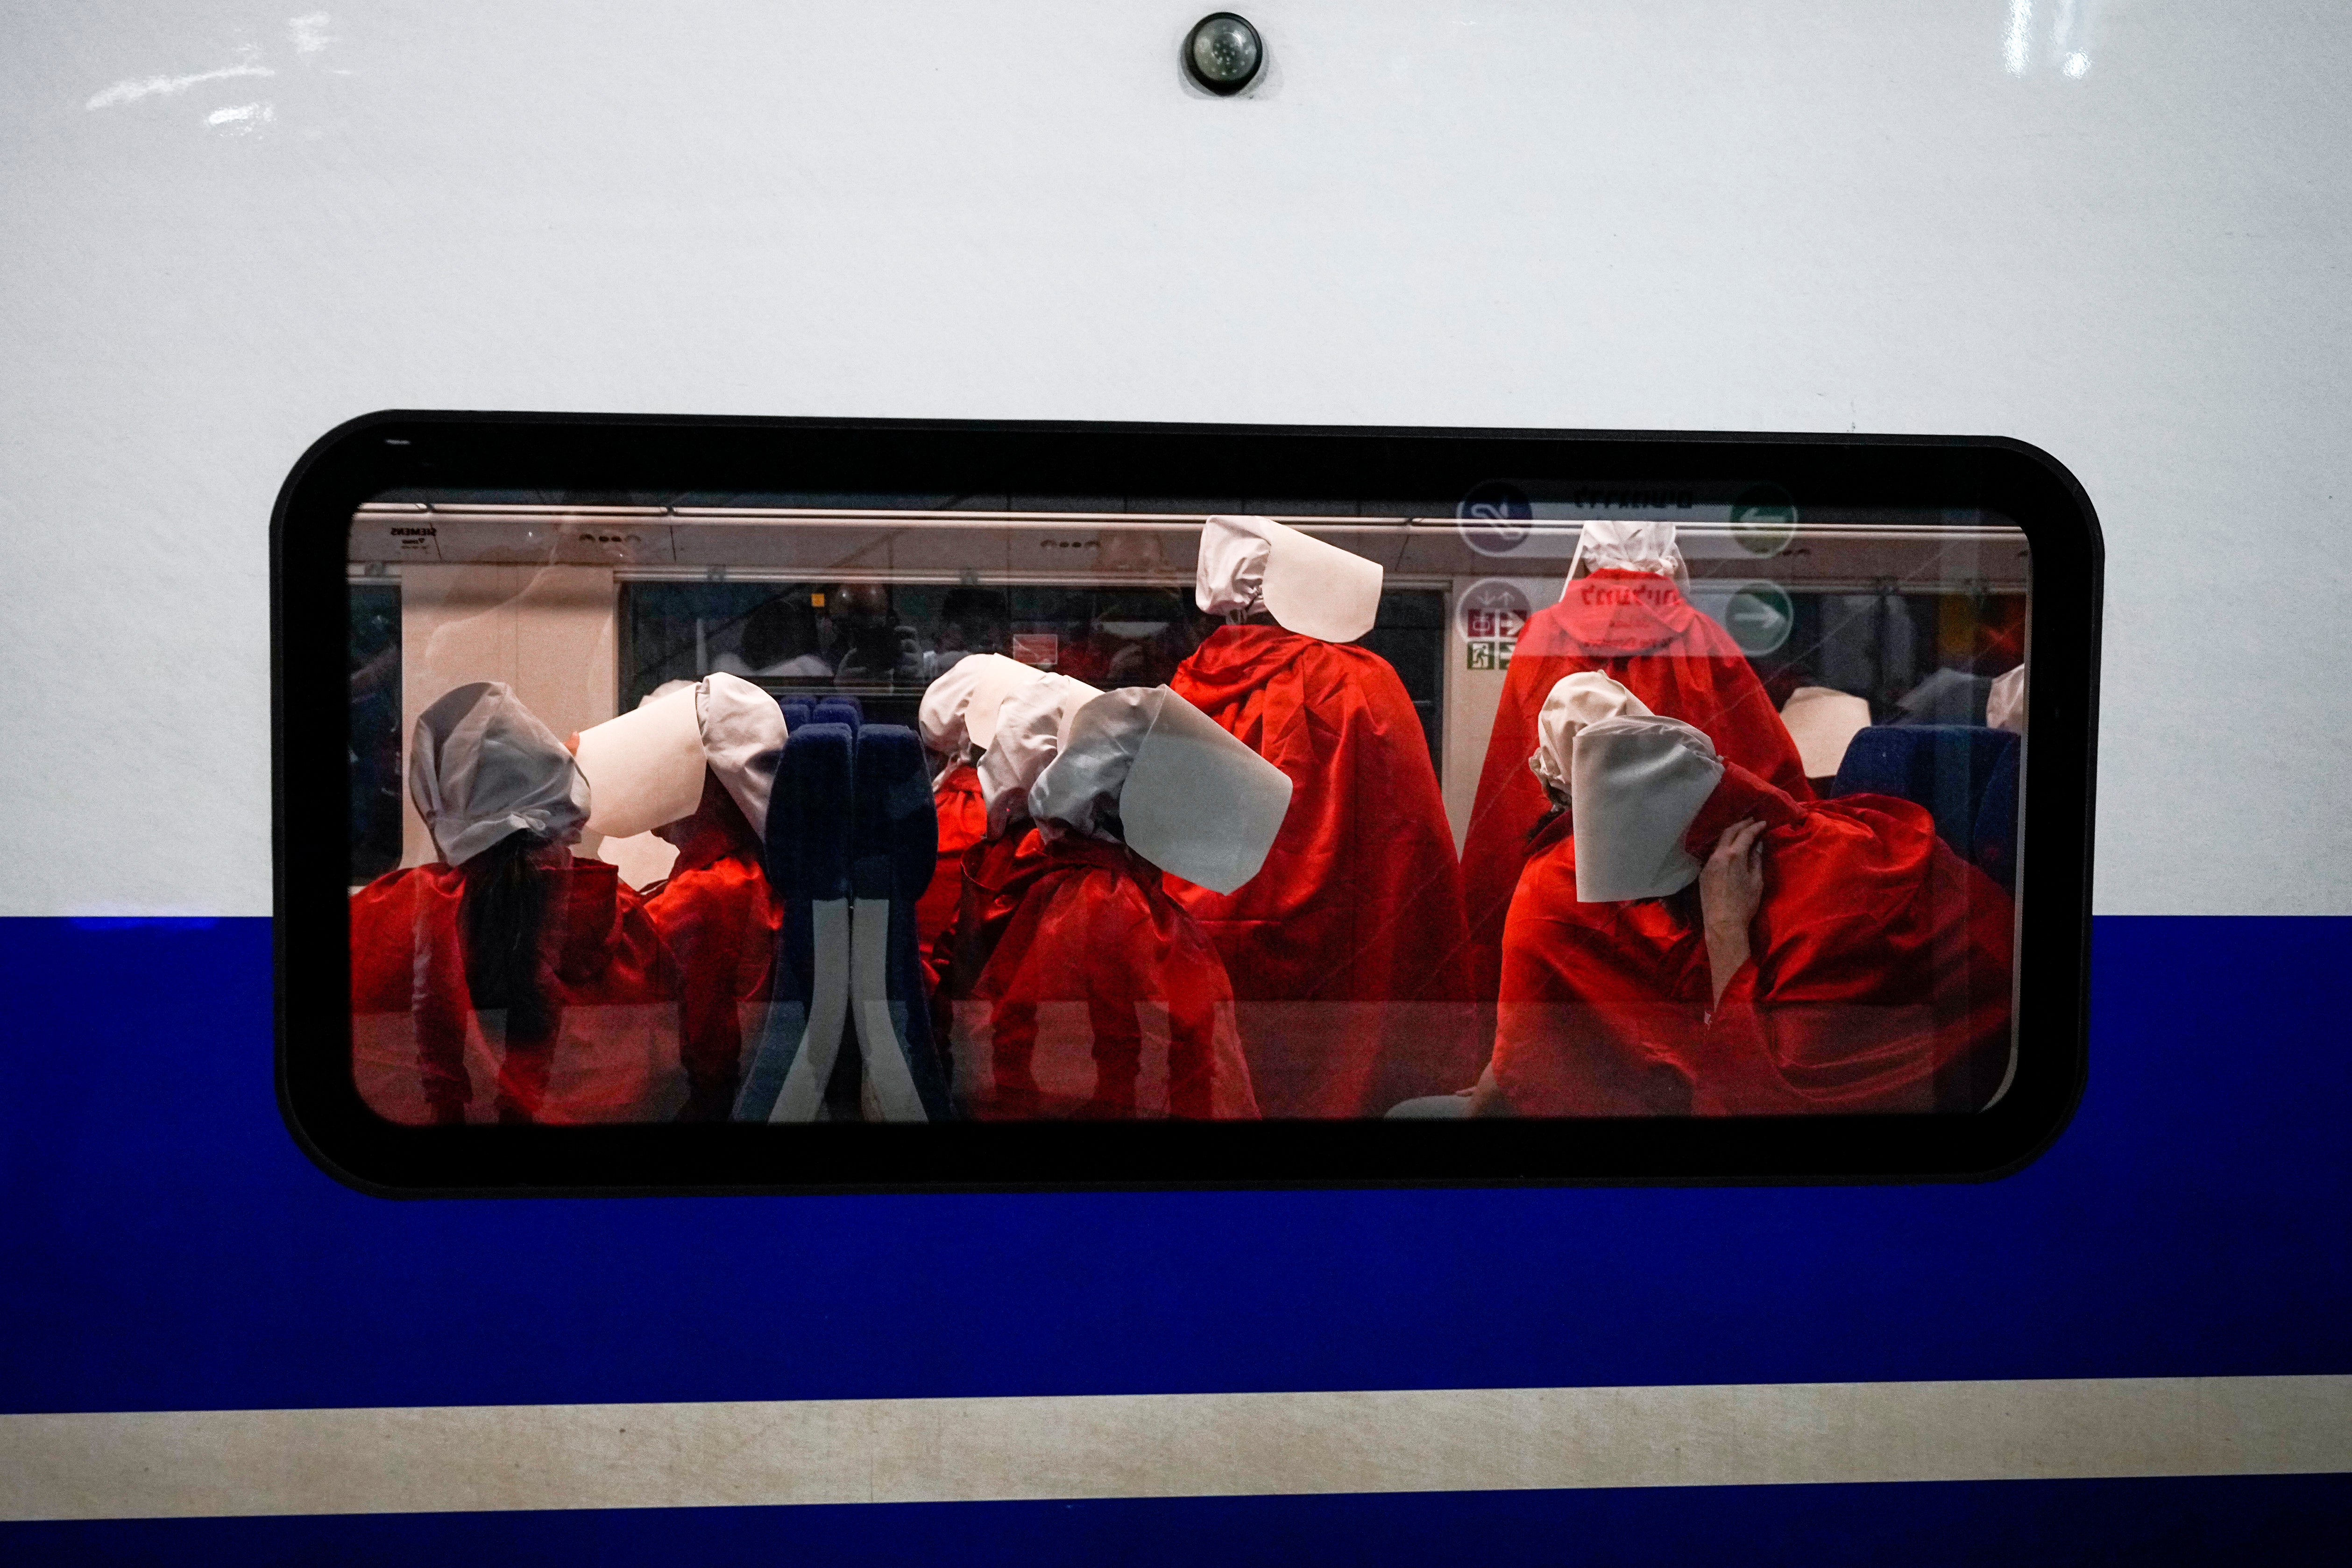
left=1440, top=575, right=1559, bottom=851
left=397, top=565, right=620, bottom=868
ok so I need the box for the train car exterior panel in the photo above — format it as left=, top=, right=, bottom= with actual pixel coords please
left=4, top=1, right=2346, bottom=1558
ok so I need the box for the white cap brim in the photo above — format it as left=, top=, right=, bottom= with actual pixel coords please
left=574, top=686, right=708, bottom=840
left=1203, top=515, right=1383, bottom=643
left=1570, top=717, right=1723, bottom=903
left=1121, top=688, right=1294, bottom=894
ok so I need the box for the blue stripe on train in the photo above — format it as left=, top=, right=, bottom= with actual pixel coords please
left=0, top=916, right=2345, bottom=1416
left=2, top=1474, right=2347, bottom=1566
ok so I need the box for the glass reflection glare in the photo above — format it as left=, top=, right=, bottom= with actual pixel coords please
left=2005, top=0, right=2032, bottom=76
left=2006, top=0, right=2096, bottom=80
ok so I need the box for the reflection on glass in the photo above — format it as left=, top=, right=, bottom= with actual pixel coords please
left=2005, top=0, right=2097, bottom=79
left=346, top=499, right=2029, bottom=1127
left=348, top=581, right=403, bottom=885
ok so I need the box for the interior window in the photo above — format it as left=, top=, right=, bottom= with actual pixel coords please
left=345, top=500, right=2030, bottom=1129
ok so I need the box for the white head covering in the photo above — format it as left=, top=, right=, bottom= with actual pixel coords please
left=1566, top=518, right=1688, bottom=591
left=408, top=681, right=590, bottom=867
left=918, top=652, right=1043, bottom=761
left=977, top=673, right=1100, bottom=835
left=1029, top=685, right=1293, bottom=894
left=1528, top=673, right=1652, bottom=796
left=572, top=685, right=708, bottom=841
left=575, top=674, right=788, bottom=839
left=1194, top=515, right=1383, bottom=643
left=1780, top=685, right=1874, bottom=780
left=1569, top=716, right=1725, bottom=903
left=694, top=673, right=788, bottom=836
left=1987, top=663, right=2027, bottom=735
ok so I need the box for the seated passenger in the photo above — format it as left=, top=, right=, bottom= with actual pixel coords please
left=922, top=585, right=1014, bottom=680
left=1169, top=515, right=1478, bottom=1116
left=714, top=594, right=832, bottom=680
left=1485, top=709, right=2014, bottom=1116
left=935, top=672, right=1099, bottom=1009
left=831, top=583, right=920, bottom=684
left=575, top=675, right=788, bottom=1120
left=1458, top=518, right=1812, bottom=1006
left=350, top=682, right=684, bottom=1124
left=1393, top=673, right=1651, bottom=1118
left=915, top=653, right=1048, bottom=989
left=946, top=685, right=1284, bottom=1120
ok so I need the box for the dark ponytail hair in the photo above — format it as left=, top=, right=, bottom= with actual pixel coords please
left=1656, top=878, right=1704, bottom=934
left=459, top=829, right=557, bottom=1042
left=1529, top=779, right=1572, bottom=844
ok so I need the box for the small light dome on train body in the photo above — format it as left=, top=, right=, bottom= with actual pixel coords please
left=1184, top=13, right=1263, bottom=95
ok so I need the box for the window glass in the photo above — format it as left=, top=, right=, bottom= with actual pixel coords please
left=347, top=578, right=403, bottom=887
left=345, top=499, right=2029, bottom=1127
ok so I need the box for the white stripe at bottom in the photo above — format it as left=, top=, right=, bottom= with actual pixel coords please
left=2, top=1376, right=2345, bottom=1523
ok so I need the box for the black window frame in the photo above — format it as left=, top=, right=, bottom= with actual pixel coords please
left=275, top=412, right=2100, bottom=1195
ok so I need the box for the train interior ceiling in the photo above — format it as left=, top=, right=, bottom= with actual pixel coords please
left=347, top=498, right=2029, bottom=890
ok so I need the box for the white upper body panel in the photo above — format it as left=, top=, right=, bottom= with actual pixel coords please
left=2, top=1, right=2345, bottom=915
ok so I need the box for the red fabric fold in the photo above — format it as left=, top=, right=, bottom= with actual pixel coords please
left=350, top=856, right=684, bottom=1125
left=1168, top=624, right=1478, bottom=1117
left=1459, top=570, right=1813, bottom=1007
left=1490, top=781, right=2013, bottom=1117
left=639, top=801, right=782, bottom=1118
left=918, top=762, right=988, bottom=992
left=929, top=824, right=1051, bottom=1044
left=949, top=836, right=1259, bottom=1120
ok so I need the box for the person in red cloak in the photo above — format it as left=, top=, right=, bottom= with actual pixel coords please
left=914, top=653, right=1050, bottom=992
left=947, top=685, right=1280, bottom=1120
left=921, top=764, right=986, bottom=982
left=1167, top=515, right=1478, bottom=1117
left=1458, top=518, right=1812, bottom=1008
left=590, top=674, right=789, bottom=1121
left=932, top=672, right=1100, bottom=1020
left=1481, top=709, right=2014, bottom=1117
left=351, top=681, right=687, bottom=1125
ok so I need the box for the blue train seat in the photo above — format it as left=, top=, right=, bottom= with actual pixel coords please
left=845, top=724, right=950, bottom=1121
left=812, top=695, right=864, bottom=730
left=1830, top=725, right=2020, bottom=864
left=735, top=722, right=855, bottom=1121
left=1972, top=739, right=2021, bottom=893
left=779, top=697, right=815, bottom=731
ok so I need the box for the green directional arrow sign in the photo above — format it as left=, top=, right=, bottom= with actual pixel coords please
left=1729, top=483, right=1799, bottom=557
left=1723, top=581, right=1795, bottom=656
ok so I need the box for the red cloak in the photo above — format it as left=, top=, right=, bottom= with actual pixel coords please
left=917, top=761, right=988, bottom=992
left=351, top=856, right=685, bottom=1125
left=1460, top=569, right=1812, bottom=1006
left=638, top=807, right=783, bottom=1120
left=1490, top=766, right=2013, bottom=1116
left=934, top=825, right=1049, bottom=1010
left=947, top=835, right=1260, bottom=1120
left=1168, top=624, right=1478, bottom=1117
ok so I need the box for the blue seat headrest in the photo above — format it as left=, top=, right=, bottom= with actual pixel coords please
left=812, top=696, right=864, bottom=731
left=769, top=722, right=854, bottom=903
left=848, top=724, right=937, bottom=901
left=780, top=698, right=815, bottom=731
left=1972, top=741, right=2021, bottom=893
left=1831, top=725, right=2019, bottom=861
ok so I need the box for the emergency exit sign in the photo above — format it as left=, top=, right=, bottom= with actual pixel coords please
left=1460, top=579, right=1531, bottom=670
